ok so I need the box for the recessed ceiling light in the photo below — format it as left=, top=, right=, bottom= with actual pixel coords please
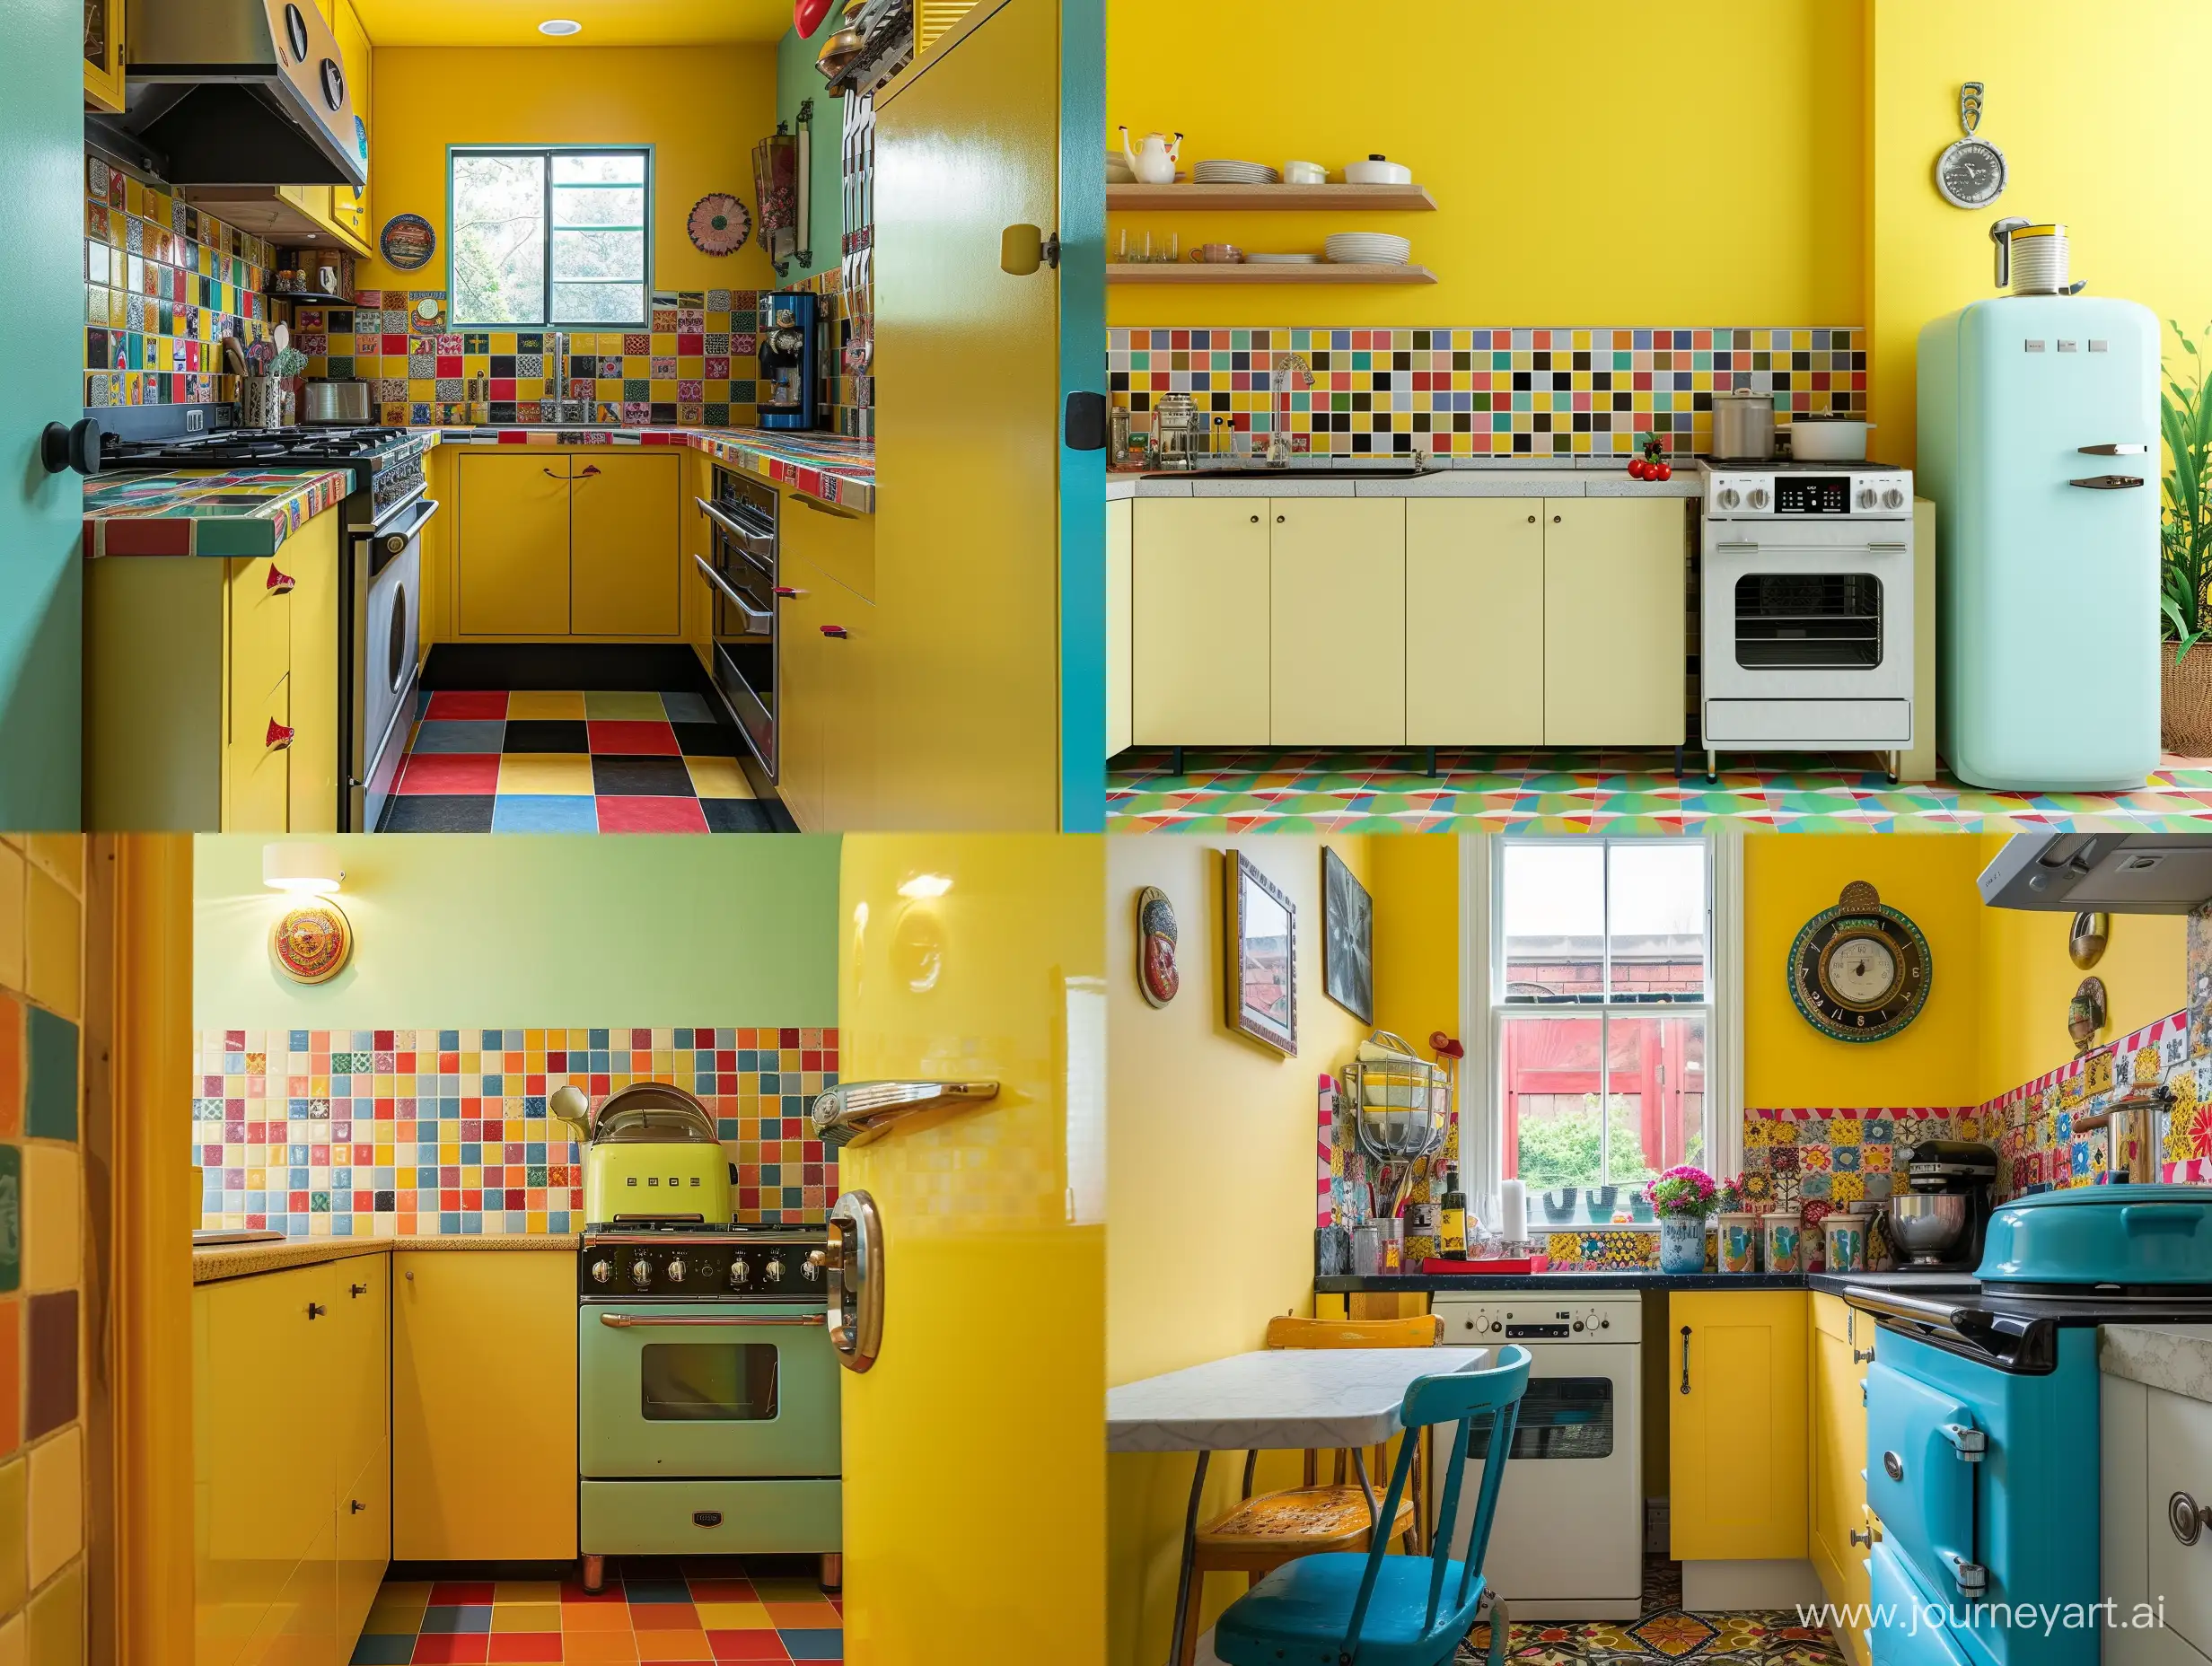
left=539, top=17, right=581, bottom=34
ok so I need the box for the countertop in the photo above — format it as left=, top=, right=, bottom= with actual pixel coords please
left=1108, top=1346, right=1493, bottom=1453
left=192, top=1232, right=579, bottom=1285
left=1318, top=1269, right=1807, bottom=1293
left=2099, top=1323, right=2212, bottom=1400
left=434, top=425, right=875, bottom=513
left=82, top=466, right=354, bottom=557
left=1107, top=459, right=1700, bottom=501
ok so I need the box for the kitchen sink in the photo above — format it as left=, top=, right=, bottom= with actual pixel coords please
left=191, top=1229, right=286, bottom=1246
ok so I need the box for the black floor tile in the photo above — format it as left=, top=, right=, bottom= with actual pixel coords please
left=702, top=798, right=776, bottom=832
left=592, top=755, right=697, bottom=797
left=379, top=794, right=496, bottom=831
left=424, top=642, right=709, bottom=692
left=503, top=718, right=591, bottom=754
left=673, top=721, right=743, bottom=758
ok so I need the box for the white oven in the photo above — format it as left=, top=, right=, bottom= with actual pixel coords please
left=1431, top=1292, right=1644, bottom=1619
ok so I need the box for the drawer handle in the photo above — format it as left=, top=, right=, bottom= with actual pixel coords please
left=350, top=1283, right=368, bottom=1297
left=266, top=719, right=295, bottom=750
left=350, top=1498, right=366, bottom=1514
left=306, top=1302, right=326, bottom=1320
left=1849, top=1528, right=1873, bottom=1548
left=2068, top=474, right=2146, bottom=490
left=774, top=586, right=800, bottom=598
left=821, top=625, right=849, bottom=639
left=266, top=566, right=296, bottom=594
left=1679, top=1324, right=1691, bottom=1395
left=2172, top=1491, right=2212, bottom=1546
left=692, top=1510, right=724, bottom=1527
left=577, top=464, right=601, bottom=478
left=1852, top=1346, right=1875, bottom=1363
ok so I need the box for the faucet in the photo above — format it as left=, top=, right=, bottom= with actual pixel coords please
left=549, top=330, right=569, bottom=423
left=1269, top=353, right=1312, bottom=465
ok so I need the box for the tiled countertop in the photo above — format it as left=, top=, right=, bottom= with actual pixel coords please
left=434, top=425, right=876, bottom=513
left=192, top=1232, right=579, bottom=1285
left=1109, top=460, right=1700, bottom=500
left=2099, top=1322, right=2212, bottom=1400
left=82, top=466, right=353, bottom=557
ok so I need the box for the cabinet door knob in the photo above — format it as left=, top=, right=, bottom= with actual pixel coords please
left=306, top=1302, right=326, bottom=1319
left=349, top=1498, right=366, bottom=1514
left=774, top=586, right=799, bottom=598
left=1275, top=514, right=1286, bottom=523
left=1552, top=513, right=1563, bottom=523
left=266, top=566, right=296, bottom=594
left=1249, top=514, right=1259, bottom=523
left=350, top=1283, right=368, bottom=1297
left=2172, top=1491, right=2212, bottom=1546
left=1526, top=513, right=1536, bottom=523
left=1852, top=1346, right=1875, bottom=1364
left=821, top=625, right=849, bottom=640
left=265, top=719, right=296, bottom=750
left=1849, top=1528, right=1873, bottom=1548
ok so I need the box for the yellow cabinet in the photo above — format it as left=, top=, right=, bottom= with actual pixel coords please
left=281, top=518, right=343, bottom=832
left=1541, top=496, right=1686, bottom=747
left=1669, top=1290, right=1807, bottom=1562
left=393, top=1250, right=577, bottom=1561
left=1130, top=498, right=1269, bottom=745
left=783, top=487, right=877, bottom=602
left=1106, top=497, right=1132, bottom=757
left=1811, top=1294, right=1872, bottom=1665
left=328, top=0, right=372, bottom=246
left=571, top=453, right=681, bottom=636
left=775, top=555, right=874, bottom=832
left=1405, top=498, right=1544, bottom=745
left=1270, top=497, right=1405, bottom=745
left=83, top=0, right=126, bottom=112
left=457, top=453, right=573, bottom=636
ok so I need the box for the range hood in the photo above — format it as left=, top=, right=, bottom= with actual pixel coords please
left=118, top=0, right=364, bottom=188
left=1978, top=835, right=2212, bottom=914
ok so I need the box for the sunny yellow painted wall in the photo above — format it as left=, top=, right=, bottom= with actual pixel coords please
left=363, top=45, right=781, bottom=294
left=1865, top=0, right=2212, bottom=466
left=1370, top=837, right=1462, bottom=1059
left=1104, top=0, right=1866, bottom=328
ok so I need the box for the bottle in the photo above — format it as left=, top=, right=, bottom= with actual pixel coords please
left=1439, top=1164, right=1468, bottom=1258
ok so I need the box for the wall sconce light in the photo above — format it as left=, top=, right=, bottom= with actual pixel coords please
left=265, top=842, right=354, bottom=984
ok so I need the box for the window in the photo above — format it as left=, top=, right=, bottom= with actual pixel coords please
left=450, top=147, right=651, bottom=328
left=1488, top=840, right=1716, bottom=1220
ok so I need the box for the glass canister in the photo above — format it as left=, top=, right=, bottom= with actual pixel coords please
left=1764, top=1212, right=1803, bottom=1275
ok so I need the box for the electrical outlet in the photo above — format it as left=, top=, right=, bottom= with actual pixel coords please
left=185, top=408, right=206, bottom=433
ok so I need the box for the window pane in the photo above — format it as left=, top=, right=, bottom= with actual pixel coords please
left=638, top=1342, right=778, bottom=1421
left=1602, top=1013, right=1706, bottom=1185
left=553, top=282, right=645, bottom=324
left=552, top=228, right=645, bottom=281
left=554, top=185, right=644, bottom=228
left=1607, top=844, right=1707, bottom=1001
left=1500, top=1014, right=1604, bottom=1189
left=554, top=150, right=645, bottom=184
left=1500, top=844, right=1602, bottom=1003
left=452, top=153, right=545, bottom=324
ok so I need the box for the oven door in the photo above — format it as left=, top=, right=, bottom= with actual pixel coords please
left=578, top=1301, right=839, bottom=1480
left=696, top=492, right=778, bottom=777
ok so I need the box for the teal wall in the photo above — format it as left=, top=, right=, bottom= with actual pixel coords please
left=193, top=834, right=843, bottom=1028
left=774, top=7, right=848, bottom=280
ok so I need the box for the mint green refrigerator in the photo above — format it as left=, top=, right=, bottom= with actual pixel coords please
left=1918, top=295, right=2160, bottom=790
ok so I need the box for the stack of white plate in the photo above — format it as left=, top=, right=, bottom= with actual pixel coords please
left=1247, top=252, right=1321, bottom=265
left=1192, top=159, right=1280, bottom=184
left=1323, top=232, right=1412, bottom=265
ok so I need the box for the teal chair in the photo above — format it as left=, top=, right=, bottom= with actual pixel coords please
left=1213, top=1345, right=1532, bottom=1666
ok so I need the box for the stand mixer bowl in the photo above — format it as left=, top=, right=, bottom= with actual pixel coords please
left=1889, top=1192, right=1971, bottom=1263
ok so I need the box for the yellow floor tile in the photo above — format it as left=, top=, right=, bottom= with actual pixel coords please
left=498, top=753, right=595, bottom=795
left=494, top=1582, right=564, bottom=1603
left=682, top=755, right=753, bottom=800
left=584, top=690, right=665, bottom=719
left=505, top=690, right=585, bottom=720
left=690, top=1602, right=773, bottom=1629
left=493, top=1602, right=564, bottom=1631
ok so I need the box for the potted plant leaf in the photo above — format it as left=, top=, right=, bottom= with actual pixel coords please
left=2161, top=320, right=2212, bottom=751
left=1649, top=1165, right=1718, bottom=1275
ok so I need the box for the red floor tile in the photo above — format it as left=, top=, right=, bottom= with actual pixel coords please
left=427, top=1582, right=496, bottom=1605
left=596, top=795, right=709, bottom=832
left=412, top=1636, right=491, bottom=1664
left=707, top=1635, right=792, bottom=1662
left=395, top=752, right=502, bottom=794
left=586, top=720, right=680, bottom=755
left=426, top=690, right=509, bottom=720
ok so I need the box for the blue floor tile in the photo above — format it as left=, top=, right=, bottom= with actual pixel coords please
left=347, top=1636, right=415, bottom=1665
left=490, top=794, right=599, bottom=831
left=784, top=1629, right=845, bottom=1660
left=660, top=690, right=714, bottom=723
left=419, top=1603, right=491, bottom=1633
left=622, top=1577, right=692, bottom=1603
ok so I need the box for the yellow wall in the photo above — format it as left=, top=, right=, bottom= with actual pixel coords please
left=364, top=45, right=782, bottom=294
left=1370, top=837, right=1462, bottom=1060
left=1865, top=0, right=2212, bottom=466
left=1105, top=0, right=1866, bottom=328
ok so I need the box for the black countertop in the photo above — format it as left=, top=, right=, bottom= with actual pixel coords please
left=1315, top=1269, right=1984, bottom=1296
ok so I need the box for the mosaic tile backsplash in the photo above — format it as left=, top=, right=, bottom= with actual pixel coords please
left=193, top=1027, right=838, bottom=1237
left=83, top=153, right=279, bottom=410
left=1108, top=326, right=1865, bottom=459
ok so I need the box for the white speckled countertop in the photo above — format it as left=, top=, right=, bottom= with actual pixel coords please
left=1106, top=462, right=1698, bottom=501
left=2099, top=1323, right=2212, bottom=1400
left=1107, top=1345, right=1492, bottom=1452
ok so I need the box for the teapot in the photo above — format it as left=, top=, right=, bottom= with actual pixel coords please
left=1119, top=127, right=1181, bottom=186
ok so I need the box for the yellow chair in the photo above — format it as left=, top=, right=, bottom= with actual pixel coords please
left=1174, top=1313, right=1442, bottom=1666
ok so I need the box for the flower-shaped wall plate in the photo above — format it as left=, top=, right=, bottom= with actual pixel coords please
left=689, top=193, right=752, bottom=256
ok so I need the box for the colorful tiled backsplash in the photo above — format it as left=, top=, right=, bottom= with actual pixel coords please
left=83, top=153, right=279, bottom=410
left=1108, top=326, right=1865, bottom=459
left=192, top=1027, right=838, bottom=1237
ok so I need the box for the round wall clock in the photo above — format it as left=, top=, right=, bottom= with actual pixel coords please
left=272, top=900, right=353, bottom=985
left=1787, top=881, right=1932, bottom=1043
left=1935, top=82, right=2007, bottom=209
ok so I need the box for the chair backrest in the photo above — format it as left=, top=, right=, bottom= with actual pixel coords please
left=1264, top=1314, right=1442, bottom=1351
left=1340, top=1344, right=1532, bottom=1658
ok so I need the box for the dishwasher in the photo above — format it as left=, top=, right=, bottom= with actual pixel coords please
left=1431, top=1291, right=1644, bottom=1618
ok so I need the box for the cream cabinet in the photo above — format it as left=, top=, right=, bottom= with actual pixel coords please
left=1130, top=498, right=1270, bottom=745
left=1269, top=499, right=1405, bottom=744
left=2107, top=1369, right=2212, bottom=1666
left=1406, top=498, right=1544, bottom=745
left=1541, top=496, right=1687, bottom=746
left=1106, top=497, right=1132, bottom=757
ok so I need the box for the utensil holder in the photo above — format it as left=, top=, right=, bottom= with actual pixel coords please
left=242, top=377, right=284, bottom=429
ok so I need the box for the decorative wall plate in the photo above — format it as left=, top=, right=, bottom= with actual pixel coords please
left=2068, top=977, right=2108, bottom=1053
left=1787, top=881, right=1932, bottom=1043
left=689, top=193, right=752, bottom=256
left=380, top=213, right=435, bottom=272
left=1137, top=886, right=1179, bottom=1008
left=272, top=900, right=354, bottom=985
left=1935, top=82, right=2006, bottom=209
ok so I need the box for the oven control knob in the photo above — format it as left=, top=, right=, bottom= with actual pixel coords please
left=729, top=1257, right=750, bottom=1286
left=1489, top=1320, right=1504, bottom=1334
left=766, top=1257, right=786, bottom=1283
left=1600, top=1317, right=1611, bottom=1328
left=630, top=1258, right=652, bottom=1286
left=590, top=1258, right=613, bottom=1285
left=1716, top=487, right=1740, bottom=510
left=1573, top=1320, right=1585, bottom=1332
left=1746, top=486, right=1770, bottom=510
left=1882, top=487, right=1906, bottom=509
left=1856, top=487, right=1877, bottom=510
left=665, top=1258, right=686, bottom=1285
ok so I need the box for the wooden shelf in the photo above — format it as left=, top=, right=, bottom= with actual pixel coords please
left=1107, top=182, right=1436, bottom=212
left=1108, top=262, right=1437, bottom=286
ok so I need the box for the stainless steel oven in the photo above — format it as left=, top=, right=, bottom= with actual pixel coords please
left=695, top=469, right=779, bottom=777
left=352, top=489, right=437, bottom=832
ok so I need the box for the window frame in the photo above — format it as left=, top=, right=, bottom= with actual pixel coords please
left=445, top=144, right=655, bottom=331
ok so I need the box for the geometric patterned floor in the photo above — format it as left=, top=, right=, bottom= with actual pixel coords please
left=1458, top=1559, right=1842, bottom=1666
left=350, top=1557, right=841, bottom=1662
left=381, top=690, right=777, bottom=833
left=1108, top=746, right=2212, bottom=833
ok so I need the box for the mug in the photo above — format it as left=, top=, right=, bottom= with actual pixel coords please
left=1188, top=242, right=1242, bottom=264
left=1763, top=1213, right=1802, bottom=1276
left=1717, top=1213, right=1758, bottom=1274
left=1284, top=159, right=1327, bottom=184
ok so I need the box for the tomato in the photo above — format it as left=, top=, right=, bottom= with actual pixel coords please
left=1628, top=458, right=1648, bottom=479
left=1655, top=462, right=1673, bottom=482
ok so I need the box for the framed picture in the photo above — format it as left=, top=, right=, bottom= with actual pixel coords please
left=1321, top=847, right=1374, bottom=1024
left=1224, top=850, right=1297, bottom=1055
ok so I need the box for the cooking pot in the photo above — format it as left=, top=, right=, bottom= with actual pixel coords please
left=303, top=380, right=369, bottom=425
left=1786, top=416, right=1875, bottom=463
left=1709, top=389, right=1775, bottom=460
left=1977, top=1183, right=2212, bottom=1285
left=551, top=1082, right=733, bottom=1226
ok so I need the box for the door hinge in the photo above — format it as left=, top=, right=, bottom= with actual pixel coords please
left=1940, top=1422, right=1987, bottom=1462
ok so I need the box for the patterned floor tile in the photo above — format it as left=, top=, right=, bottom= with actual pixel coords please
left=1458, top=1558, right=1839, bottom=1666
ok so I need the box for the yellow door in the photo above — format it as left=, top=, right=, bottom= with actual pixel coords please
left=226, top=676, right=292, bottom=832
left=1670, top=1290, right=1808, bottom=1561
left=783, top=487, right=876, bottom=601
left=281, top=513, right=342, bottom=832
left=1129, top=499, right=1269, bottom=746
left=817, top=584, right=876, bottom=831
left=834, top=835, right=1105, bottom=1661
left=1810, top=1295, right=1871, bottom=1661
left=1269, top=497, right=1405, bottom=744
left=1541, top=496, right=1687, bottom=746
left=329, top=1259, right=389, bottom=1652
left=392, top=1250, right=577, bottom=1560
left=1105, top=498, right=1132, bottom=757
left=457, top=453, right=571, bottom=636
left=1406, top=497, right=1544, bottom=744
left=571, top=453, right=680, bottom=636
left=873, top=0, right=1062, bottom=829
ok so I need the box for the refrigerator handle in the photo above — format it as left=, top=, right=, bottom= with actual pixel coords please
left=2078, top=443, right=2149, bottom=456
left=2067, top=474, right=2146, bottom=490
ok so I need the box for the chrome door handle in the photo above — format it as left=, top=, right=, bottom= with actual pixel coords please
left=695, top=495, right=776, bottom=557
left=368, top=494, right=440, bottom=547
left=1853, top=1346, right=1875, bottom=1363
left=692, top=554, right=772, bottom=634
left=793, top=492, right=861, bottom=521
left=2172, top=1491, right=2212, bottom=1546
left=2079, top=443, right=2149, bottom=455
left=1942, top=1551, right=1988, bottom=1598
left=596, top=1312, right=827, bottom=1328
left=811, top=1079, right=999, bottom=1148
left=828, top=1190, right=883, bottom=1373
left=2068, top=474, right=2146, bottom=489
left=1849, top=1528, right=1873, bottom=1548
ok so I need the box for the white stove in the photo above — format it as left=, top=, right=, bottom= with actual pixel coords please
left=1697, top=460, right=1916, bottom=780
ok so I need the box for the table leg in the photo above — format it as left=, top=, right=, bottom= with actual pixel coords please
left=1351, top=1446, right=1378, bottom=1532
left=1166, top=1449, right=1212, bottom=1666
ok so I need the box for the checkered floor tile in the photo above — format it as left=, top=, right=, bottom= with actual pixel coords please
left=350, top=1557, right=840, bottom=1663
left=381, top=691, right=775, bottom=833
left=1108, top=747, right=2212, bottom=833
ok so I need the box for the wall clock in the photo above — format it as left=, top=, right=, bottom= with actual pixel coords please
left=1935, top=82, right=2007, bottom=209
left=1787, top=881, right=1932, bottom=1043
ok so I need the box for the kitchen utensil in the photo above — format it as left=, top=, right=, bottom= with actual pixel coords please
left=1343, top=154, right=1413, bottom=186
left=222, top=336, right=248, bottom=378
left=1709, top=388, right=1776, bottom=460
left=1785, top=416, right=1876, bottom=462
left=241, top=377, right=283, bottom=429
left=273, top=322, right=290, bottom=353
left=815, top=10, right=866, bottom=79
left=1119, top=127, right=1182, bottom=185
left=303, top=381, right=370, bottom=425
left=1149, top=391, right=1207, bottom=469
left=1284, top=159, right=1326, bottom=185
left=1187, top=242, right=1242, bottom=264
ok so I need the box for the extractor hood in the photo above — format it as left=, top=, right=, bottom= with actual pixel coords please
left=1978, top=835, right=2212, bottom=914
left=118, top=0, right=364, bottom=188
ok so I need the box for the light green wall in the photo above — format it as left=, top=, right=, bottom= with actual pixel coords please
left=193, top=835, right=841, bottom=1028
left=774, top=9, right=847, bottom=280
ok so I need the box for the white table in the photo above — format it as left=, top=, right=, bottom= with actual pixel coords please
left=1108, top=1346, right=1490, bottom=1664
